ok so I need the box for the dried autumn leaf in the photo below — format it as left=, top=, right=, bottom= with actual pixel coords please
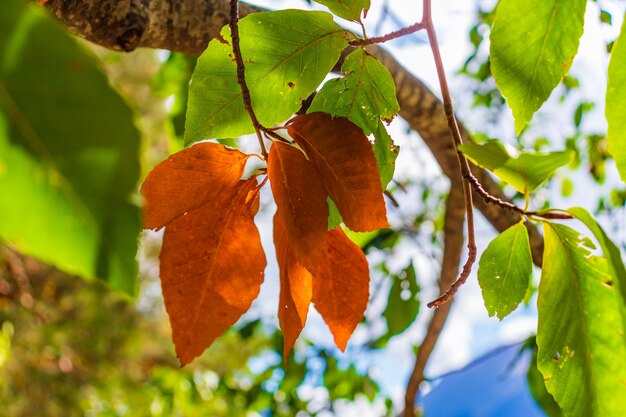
left=287, top=113, right=388, bottom=232
left=160, top=178, right=266, bottom=365
left=274, top=212, right=313, bottom=358
left=313, top=227, right=370, bottom=351
left=141, top=142, right=250, bottom=230
left=268, top=141, right=329, bottom=273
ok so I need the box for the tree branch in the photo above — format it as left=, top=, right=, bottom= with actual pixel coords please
left=41, top=0, right=544, bottom=267
left=403, top=182, right=465, bottom=417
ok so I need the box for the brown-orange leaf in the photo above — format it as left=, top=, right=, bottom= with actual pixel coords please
left=286, top=112, right=388, bottom=232
left=268, top=141, right=328, bottom=274
left=274, top=212, right=313, bottom=358
left=159, top=178, right=266, bottom=365
left=141, top=142, right=250, bottom=230
left=313, top=227, right=370, bottom=351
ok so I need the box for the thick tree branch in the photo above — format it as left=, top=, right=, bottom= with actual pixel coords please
left=42, top=0, right=544, bottom=266
left=403, top=183, right=465, bottom=417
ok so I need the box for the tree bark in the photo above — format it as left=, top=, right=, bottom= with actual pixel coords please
left=42, top=0, right=543, bottom=265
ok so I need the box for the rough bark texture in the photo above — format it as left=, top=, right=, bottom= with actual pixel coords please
left=42, top=0, right=543, bottom=266
left=44, top=0, right=259, bottom=55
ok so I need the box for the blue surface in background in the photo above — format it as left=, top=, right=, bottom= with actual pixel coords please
left=418, top=343, right=548, bottom=417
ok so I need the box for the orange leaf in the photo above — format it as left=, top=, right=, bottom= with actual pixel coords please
left=268, top=141, right=328, bottom=273
left=313, top=227, right=370, bottom=351
left=274, top=212, right=313, bottom=358
left=141, top=142, right=250, bottom=230
left=160, top=178, right=266, bottom=365
left=286, top=112, right=388, bottom=232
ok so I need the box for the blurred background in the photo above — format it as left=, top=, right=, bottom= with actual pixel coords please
left=1, top=0, right=625, bottom=415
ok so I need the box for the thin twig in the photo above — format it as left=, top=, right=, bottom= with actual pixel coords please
left=229, top=0, right=268, bottom=158
left=420, top=0, right=477, bottom=309
left=350, top=21, right=426, bottom=46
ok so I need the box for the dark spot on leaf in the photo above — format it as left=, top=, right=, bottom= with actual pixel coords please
left=553, top=352, right=561, bottom=361
left=288, top=82, right=296, bottom=89
left=216, top=34, right=230, bottom=45
left=603, top=280, right=614, bottom=287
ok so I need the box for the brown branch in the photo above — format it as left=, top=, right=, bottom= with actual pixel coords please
left=228, top=0, right=267, bottom=158
left=403, top=183, right=465, bottom=417
left=421, top=0, right=476, bottom=308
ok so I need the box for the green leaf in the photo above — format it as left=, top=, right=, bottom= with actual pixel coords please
left=566, top=207, right=626, bottom=307
left=459, top=141, right=572, bottom=194
left=0, top=0, right=140, bottom=295
left=185, top=10, right=348, bottom=143
left=606, top=15, right=626, bottom=182
left=314, top=0, right=370, bottom=21
left=478, top=222, right=532, bottom=320
left=383, top=263, right=420, bottom=339
left=490, top=0, right=586, bottom=134
left=309, top=48, right=399, bottom=188
left=537, top=223, right=626, bottom=416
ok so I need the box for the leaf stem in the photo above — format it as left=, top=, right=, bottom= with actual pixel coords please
left=229, top=0, right=268, bottom=158
left=421, top=0, right=477, bottom=309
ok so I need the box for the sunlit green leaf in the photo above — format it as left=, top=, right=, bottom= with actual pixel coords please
left=537, top=223, right=626, bottom=416
left=606, top=15, right=626, bottom=182
left=0, top=0, right=140, bottom=295
left=459, top=141, right=572, bottom=194
left=490, top=0, right=586, bottom=133
left=478, top=222, right=532, bottom=319
left=310, top=48, right=399, bottom=189
left=186, top=10, right=348, bottom=143
left=383, top=263, right=420, bottom=339
left=314, top=0, right=370, bottom=21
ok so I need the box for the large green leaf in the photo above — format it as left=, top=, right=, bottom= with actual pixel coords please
left=478, top=222, right=532, bottom=320
left=606, top=15, right=626, bottom=182
left=309, top=48, right=399, bottom=188
left=490, top=0, right=586, bottom=134
left=537, top=223, right=626, bottom=416
left=0, top=0, right=140, bottom=295
left=459, top=141, right=572, bottom=194
left=314, top=0, right=370, bottom=22
left=185, top=10, right=348, bottom=143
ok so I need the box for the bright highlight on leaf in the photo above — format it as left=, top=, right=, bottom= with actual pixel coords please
left=537, top=223, right=626, bottom=416
left=287, top=113, right=388, bottom=232
left=478, top=222, right=532, bottom=320
left=141, top=142, right=250, bottom=230
left=490, top=0, right=586, bottom=134
left=268, top=142, right=328, bottom=274
left=314, top=0, right=370, bottom=22
left=567, top=207, right=626, bottom=307
left=459, top=141, right=572, bottom=194
left=606, top=15, right=626, bottom=182
left=185, top=10, right=348, bottom=143
left=313, top=227, right=370, bottom=351
left=309, top=48, right=400, bottom=188
left=159, top=178, right=266, bottom=365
